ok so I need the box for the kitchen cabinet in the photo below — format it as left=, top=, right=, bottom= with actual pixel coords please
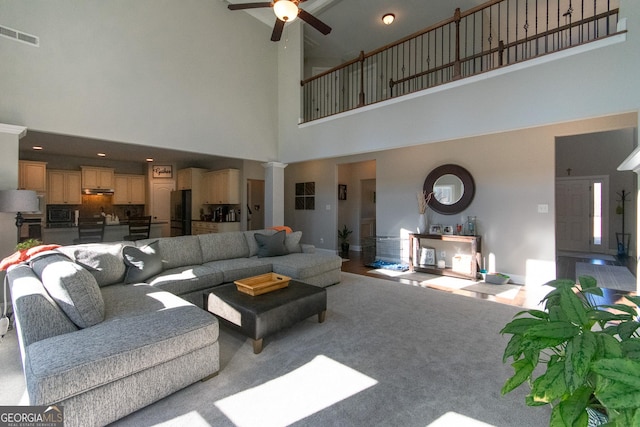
left=113, top=174, right=146, bottom=205
left=47, top=170, right=82, bottom=205
left=18, top=160, right=47, bottom=192
left=202, top=169, right=240, bottom=205
left=81, top=166, right=114, bottom=189
left=177, top=167, right=206, bottom=191
left=191, top=221, right=240, bottom=235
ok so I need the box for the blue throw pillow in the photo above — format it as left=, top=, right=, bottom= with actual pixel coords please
left=254, top=230, right=288, bottom=257
left=122, top=240, right=163, bottom=284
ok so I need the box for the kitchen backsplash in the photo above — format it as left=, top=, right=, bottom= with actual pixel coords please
left=79, top=195, right=144, bottom=219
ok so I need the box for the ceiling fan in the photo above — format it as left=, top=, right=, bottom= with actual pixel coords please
left=227, top=0, right=332, bottom=42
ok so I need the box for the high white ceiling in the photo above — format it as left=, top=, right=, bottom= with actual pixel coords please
left=227, top=0, right=488, bottom=61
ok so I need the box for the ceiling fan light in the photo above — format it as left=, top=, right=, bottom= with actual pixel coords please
left=382, top=13, right=395, bottom=25
left=274, top=0, right=298, bottom=23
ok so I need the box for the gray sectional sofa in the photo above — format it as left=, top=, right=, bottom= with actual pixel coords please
left=7, top=228, right=341, bottom=427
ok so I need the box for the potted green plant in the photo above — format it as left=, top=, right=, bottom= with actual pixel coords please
left=500, top=275, right=640, bottom=426
left=338, top=225, right=353, bottom=257
left=15, top=238, right=42, bottom=251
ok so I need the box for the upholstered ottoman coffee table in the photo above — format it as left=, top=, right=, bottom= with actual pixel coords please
left=204, top=280, right=327, bottom=354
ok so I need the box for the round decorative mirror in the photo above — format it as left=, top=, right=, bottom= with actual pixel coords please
left=423, top=164, right=475, bottom=215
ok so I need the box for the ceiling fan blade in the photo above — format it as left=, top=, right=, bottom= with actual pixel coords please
left=228, top=2, right=272, bottom=11
left=298, top=9, right=331, bottom=35
left=271, top=19, right=285, bottom=42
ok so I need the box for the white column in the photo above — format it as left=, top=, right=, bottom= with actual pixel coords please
left=0, top=124, right=27, bottom=258
left=262, top=162, right=288, bottom=227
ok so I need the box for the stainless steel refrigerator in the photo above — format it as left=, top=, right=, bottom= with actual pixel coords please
left=170, top=190, right=191, bottom=236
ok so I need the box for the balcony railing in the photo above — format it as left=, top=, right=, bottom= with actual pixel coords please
left=301, top=0, right=621, bottom=123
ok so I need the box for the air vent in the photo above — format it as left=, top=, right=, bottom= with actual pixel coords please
left=0, top=24, right=39, bottom=47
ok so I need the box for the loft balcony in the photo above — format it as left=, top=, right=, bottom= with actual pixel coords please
left=300, top=0, right=623, bottom=123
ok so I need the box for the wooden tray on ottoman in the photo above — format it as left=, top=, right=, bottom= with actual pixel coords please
left=235, top=273, right=291, bottom=296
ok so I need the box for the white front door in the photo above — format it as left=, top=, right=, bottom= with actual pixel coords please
left=556, top=176, right=609, bottom=253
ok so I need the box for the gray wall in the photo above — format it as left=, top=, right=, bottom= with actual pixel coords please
left=285, top=114, right=638, bottom=286
left=0, top=0, right=278, bottom=162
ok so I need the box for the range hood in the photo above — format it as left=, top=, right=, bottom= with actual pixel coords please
left=82, top=188, right=114, bottom=195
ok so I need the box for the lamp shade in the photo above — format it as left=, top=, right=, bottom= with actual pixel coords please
left=274, top=0, right=298, bottom=22
left=0, top=190, right=39, bottom=213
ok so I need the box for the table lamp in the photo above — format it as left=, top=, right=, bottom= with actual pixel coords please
left=0, top=189, right=39, bottom=244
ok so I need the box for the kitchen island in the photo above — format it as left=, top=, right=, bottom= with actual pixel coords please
left=42, top=222, right=166, bottom=246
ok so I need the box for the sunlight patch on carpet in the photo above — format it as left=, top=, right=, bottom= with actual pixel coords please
left=214, top=355, right=377, bottom=427
left=428, top=411, right=495, bottom=426
left=154, top=411, right=211, bottom=427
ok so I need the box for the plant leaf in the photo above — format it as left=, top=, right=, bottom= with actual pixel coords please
left=598, top=303, right=638, bottom=316
left=622, top=339, right=640, bottom=359
left=578, top=275, right=598, bottom=290
left=502, top=334, right=524, bottom=363
left=525, top=321, right=580, bottom=340
left=592, top=358, right=640, bottom=388
left=530, top=360, right=568, bottom=404
left=549, top=386, right=591, bottom=427
left=501, top=358, right=535, bottom=395
left=545, top=279, right=577, bottom=289
left=589, top=310, right=634, bottom=323
left=595, top=333, right=623, bottom=359
left=625, top=295, right=640, bottom=308
left=560, top=286, right=589, bottom=326
left=596, top=382, right=640, bottom=410
left=565, top=331, right=597, bottom=392
left=618, top=321, right=640, bottom=340
left=500, top=317, right=544, bottom=335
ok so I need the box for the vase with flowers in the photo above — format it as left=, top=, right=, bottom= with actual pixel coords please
left=416, top=191, right=433, bottom=234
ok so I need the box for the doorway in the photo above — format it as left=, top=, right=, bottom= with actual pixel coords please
left=247, top=179, right=265, bottom=230
left=556, top=176, right=609, bottom=253
left=150, top=181, right=174, bottom=237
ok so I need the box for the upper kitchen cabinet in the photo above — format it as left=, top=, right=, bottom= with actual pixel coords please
left=113, top=174, right=146, bottom=205
left=176, top=167, right=206, bottom=190
left=48, top=170, right=82, bottom=205
left=19, top=160, right=47, bottom=192
left=203, top=169, right=240, bottom=205
left=81, top=166, right=114, bottom=189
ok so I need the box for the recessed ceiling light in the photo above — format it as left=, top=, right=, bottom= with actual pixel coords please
left=382, top=13, right=395, bottom=25
left=97, top=153, right=106, bottom=157
left=146, top=158, right=154, bottom=162
left=32, top=146, right=43, bottom=150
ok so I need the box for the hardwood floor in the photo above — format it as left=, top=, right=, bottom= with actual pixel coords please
left=341, top=251, right=636, bottom=309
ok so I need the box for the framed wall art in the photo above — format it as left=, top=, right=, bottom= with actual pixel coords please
left=152, top=165, right=173, bottom=178
left=338, top=184, right=347, bottom=200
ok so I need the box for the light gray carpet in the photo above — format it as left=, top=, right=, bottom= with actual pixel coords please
left=461, top=283, right=522, bottom=299
left=575, top=262, right=637, bottom=292
left=1, top=273, right=548, bottom=426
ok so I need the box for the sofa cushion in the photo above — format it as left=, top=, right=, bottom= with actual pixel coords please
left=7, top=264, right=79, bottom=347
left=30, top=253, right=105, bottom=328
left=244, top=229, right=276, bottom=257
left=285, top=231, right=303, bottom=253
left=122, top=240, right=163, bottom=284
left=255, top=230, right=288, bottom=257
left=146, top=264, right=224, bottom=295
left=147, top=235, right=203, bottom=269
left=56, top=243, right=129, bottom=287
left=270, top=253, right=343, bottom=280
left=198, top=231, right=250, bottom=262
left=203, top=258, right=273, bottom=283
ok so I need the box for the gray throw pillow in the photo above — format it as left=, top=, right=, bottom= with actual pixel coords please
left=285, top=231, right=303, bottom=253
left=254, top=230, right=288, bottom=257
left=56, top=243, right=128, bottom=286
left=122, top=240, right=163, bottom=284
left=31, top=253, right=105, bottom=329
